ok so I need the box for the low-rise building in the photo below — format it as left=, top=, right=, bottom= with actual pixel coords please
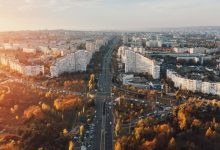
left=177, top=57, right=200, bottom=63
left=173, top=47, right=190, bottom=53
left=23, top=48, right=36, bottom=54
left=38, top=46, right=51, bottom=54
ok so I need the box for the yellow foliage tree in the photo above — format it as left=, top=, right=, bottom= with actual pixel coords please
left=45, top=91, right=52, bottom=98
left=134, top=127, right=143, bottom=140
left=80, top=125, right=85, bottom=137
left=114, top=141, right=122, bottom=150
left=159, top=124, right=171, bottom=134
left=41, top=103, right=50, bottom=111
left=88, top=74, right=95, bottom=91
left=63, top=128, right=68, bottom=136
left=178, top=111, right=187, bottom=129
left=68, top=141, right=74, bottom=150
left=115, top=119, right=121, bottom=137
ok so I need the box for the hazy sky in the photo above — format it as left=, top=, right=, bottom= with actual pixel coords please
left=0, top=0, right=219, bottom=31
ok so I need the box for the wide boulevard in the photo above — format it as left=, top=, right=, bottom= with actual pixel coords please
left=93, top=38, right=117, bottom=150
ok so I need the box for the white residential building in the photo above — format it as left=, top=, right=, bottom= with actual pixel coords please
left=95, top=39, right=107, bottom=49
left=86, top=41, right=96, bottom=52
left=206, top=48, right=220, bottom=54
left=122, top=36, right=129, bottom=44
left=167, top=70, right=220, bottom=96
left=117, top=46, right=145, bottom=63
left=132, top=37, right=142, bottom=46
left=146, top=40, right=162, bottom=48
left=124, top=50, right=160, bottom=79
left=0, top=56, right=44, bottom=76
left=117, top=46, right=128, bottom=63
left=174, top=47, right=220, bottom=54
left=1, top=43, right=26, bottom=50
left=189, top=47, right=207, bottom=54
left=50, top=50, right=92, bottom=77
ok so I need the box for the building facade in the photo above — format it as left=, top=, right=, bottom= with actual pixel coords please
left=146, top=40, right=162, bottom=48
left=167, top=69, right=220, bottom=96
left=0, top=56, right=44, bottom=76
left=124, top=50, right=160, bottom=79
left=50, top=50, right=92, bottom=77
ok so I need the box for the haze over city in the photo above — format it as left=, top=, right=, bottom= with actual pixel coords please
left=0, top=0, right=220, bottom=31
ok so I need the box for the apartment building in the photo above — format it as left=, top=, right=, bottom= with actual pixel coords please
left=50, top=50, right=92, bottom=77
left=95, top=38, right=107, bottom=49
left=189, top=47, right=207, bottom=54
left=124, top=50, right=160, bottom=79
left=0, top=56, right=44, bottom=76
left=146, top=40, right=162, bottom=48
left=117, top=46, right=145, bottom=62
left=167, top=69, right=220, bottom=96
left=86, top=41, right=96, bottom=52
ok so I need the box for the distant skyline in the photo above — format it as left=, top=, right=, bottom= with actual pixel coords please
left=0, top=0, right=220, bottom=31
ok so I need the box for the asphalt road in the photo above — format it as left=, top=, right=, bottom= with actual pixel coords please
left=93, top=39, right=117, bottom=150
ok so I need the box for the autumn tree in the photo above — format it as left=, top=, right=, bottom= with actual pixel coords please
left=178, top=111, right=187, bottom=130
left=88, top=74, right=95, bottom=92
left=23, top=105, right=44, bottom=119
left=114, top=141, right=122, bottom=150
left=68, top=141, right=74, bottom=150
left=141, top=138, right=157, bottom=150
left=115, top=119, right=121, bottom=137
left=54, top=96, right=81, bottom=111
left=134, top=127, right=143, bottom=140
left=158, top=124, right=171, bottom=134
left=205, top=127, right=214, bottom=137
left=168, top=137, right=176, bottom=149
left=192, top=119, right=201, bottom=127
left=79, top=125, right=85, bottom=138
left=63, top=128, right=68, bottom=136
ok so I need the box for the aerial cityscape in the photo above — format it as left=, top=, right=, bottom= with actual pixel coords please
left=0, top=0, right=220, bottom=150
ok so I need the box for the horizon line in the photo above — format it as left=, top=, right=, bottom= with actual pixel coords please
left=0, top=25, right=220, bottom=33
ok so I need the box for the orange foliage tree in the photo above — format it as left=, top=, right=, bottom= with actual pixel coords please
left=23, top=105, right=44, bottom=119
left=178, top=111, right=187, bottom=130
left=54, top=95, right=82, bottom=111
